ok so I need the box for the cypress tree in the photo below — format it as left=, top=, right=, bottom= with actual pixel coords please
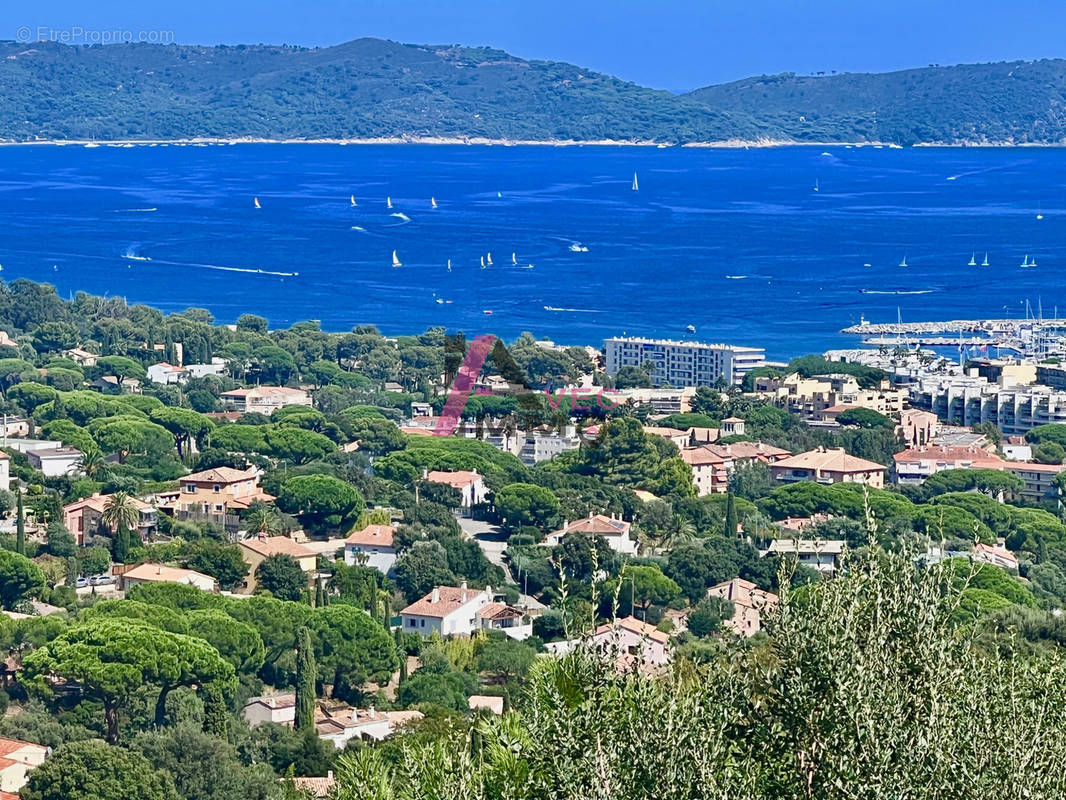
left=294, top=627, right=317, bottom=732
left=112, top=523, right=130, bottom=563
left=201, top=683, right=228, bottom=738
left=315, top=581, right=324, bottom=608
left=724, top=491, right=739, bottom=539
left=15, top=490, right=24, bottom=556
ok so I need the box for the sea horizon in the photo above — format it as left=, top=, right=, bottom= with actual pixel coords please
left=2, top=142, right=1064, bottom=360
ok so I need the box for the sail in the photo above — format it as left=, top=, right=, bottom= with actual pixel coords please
left=447, top=259, right=452, bottom=271
left=392, top=250, right=402, bottom=267
left=486, top=253, right=493, bottom=266
left=512, top=252, right=517, bottom=265
left=431, top=197, right=438, bottom=209
left=350, top=195, right=357, bottom=207
left=387, top=196, right=393, bottom=209
left=480, top=256, right=485, bottom=268
left=982, top=253, right=989, bottom=266
left=632, top=172, right=639, bottom=191
left=253, top=197, right=261, bottom=209
left=968, top=253, right=977, bottom=266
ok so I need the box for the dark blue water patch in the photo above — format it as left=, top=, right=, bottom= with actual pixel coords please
left=0, top=143, right=1064, bottom=359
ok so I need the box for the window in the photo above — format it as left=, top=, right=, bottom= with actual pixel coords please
left=212, top=484, right=221, bottom=493
left=184, top=484, right=195, bottom=493
left=419, top=619, right=425, bottom=628
left=407, top=619, right=415, bottom=628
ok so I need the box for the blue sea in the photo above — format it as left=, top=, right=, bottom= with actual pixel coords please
left=0, top=142, right=1063, bottom=359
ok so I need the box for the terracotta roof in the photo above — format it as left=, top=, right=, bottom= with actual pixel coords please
left=123, top=563, right=217, bottom=587
left=773, top=447, right=885, bottom=474
left=246, top=693, right=296, bottom=710
left=239, top=536, right=316, bottom=559
left=424, top=469, right=482, bottom=488
left=181, top=466, right=258, bottom=484
left=345, top=524, right=396, bottom=548
left=0, top=738, right=45, bottom=758
left=553, top=514, right=631, bottom=537
left=63, top=493, right=154, bottom=515
left=289, top=777, right=335, bottom=798
left=595, top=615, right=670, bottom=644
left=476, top=602, right=522, bottom=621
left=894, top=445, right=1006, bottom=470
left=401, top=585, right=488, bottom=619
left=1005, top=462, right=1066, bottom=474
left=973, top=543, right=1019, bottom=565
left=707, top=578, right=778, bottom=611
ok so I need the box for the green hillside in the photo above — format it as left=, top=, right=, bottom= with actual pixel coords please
left=3, top=39, right=1066, bottom=145
left=686, top=59, right=1066, bottom=145
left=0, top=38, right=767, bottom=142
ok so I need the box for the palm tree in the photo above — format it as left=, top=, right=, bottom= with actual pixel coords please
left=73, top=446, right=109, bottom=481
left=245, top=503, right=280, bottom=536
left=101, top=491, right=140, bottom=561
left=660, top=517, right=697, bottom=551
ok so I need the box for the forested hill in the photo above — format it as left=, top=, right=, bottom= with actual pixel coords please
left=0, top=38, right=767, bottom=143
left=2, top=39, right=1066, bottom=144
left=685, top=59, right=1066, bottom=145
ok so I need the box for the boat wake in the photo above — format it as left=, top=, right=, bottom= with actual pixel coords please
left=155, top=258, right=298, bottom=277
left=115, top=208, right=158, bottom=213
left=568, top=242, right=590, bottom=252
left=123, top=248, right=151, bottom=262
left=389, top=212, right=411, bottom=222
left=543, top=305, right=602, bottom=313
left=724, top=275, right=747, bottom=280
left=859, top=289, right=936, bottom=295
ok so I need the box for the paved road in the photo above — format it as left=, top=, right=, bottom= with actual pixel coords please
left=458, top=517, right=515, bottom=584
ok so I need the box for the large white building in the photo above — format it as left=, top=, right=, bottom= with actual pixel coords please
left=604, top=337, right=765, bottom=387
left=910, top=373, right=1066, bottom=435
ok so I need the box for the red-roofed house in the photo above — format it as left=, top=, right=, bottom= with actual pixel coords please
left=161, top=467, right=275, bottom=530
left=400, top=582, right=494, bottom=637
left=237, top=534, right=317, bottom=594
left=681, top=441, right=792, bottom=496
left=973, top=542, right=1020, bottom=571
left=893, top=445, right=1007, bottom=485
left=344, top=524, right=398, bottom=574
left=63, top=493, right=158, bottom=546
left=289, top=774, right=335, bottom=798
left=771, top=447, right=886, bottom=488
left=544, top=513, right=636, bottom=555
left=707, top=578, right=778, bottom=637
left=422, top=469, right=487, bottom=509
left=119, top=563, right=218, bottom=593
left=591, top=616, right=671, bottom=670
left=0, top=737, right=49, bottom=795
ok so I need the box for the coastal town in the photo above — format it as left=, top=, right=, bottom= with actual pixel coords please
left=0, top=279, right=1062, bottom=795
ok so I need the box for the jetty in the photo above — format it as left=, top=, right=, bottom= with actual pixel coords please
left=843, top=317, right=1066, bottom=335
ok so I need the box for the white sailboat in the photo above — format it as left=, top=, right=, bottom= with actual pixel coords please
left=511, top=252, right=517, bottom=265
left=431, top=197, right=438, bottom=209
left=253, top=197, right=261, bottom=209
left=982, top=253, right=989, bottom=266
left=480, top=256, right=486, bottom=269
left=391, top=250, right=402, bottom=268
left=1031, top=256, right=1039, bottom=267
left=968, top=253, right=977, bottom=266
left=898, top=255, right=908, bottom=267
left=447, top=259, right=452, bottom=271
left=486, top=252, right=494, bottom=266
left=497, top=191, right=502, bottom=198
left=813, top=179, right=820, bottom=192
left=350, top=195, right=357, bottom=207
left=631, top=172, right=639, bottom=191
left=1021, top=254, right=1031, bottom=268
left=387, top=196, right=393, bottom=210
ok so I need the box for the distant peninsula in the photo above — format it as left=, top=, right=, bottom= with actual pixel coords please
left=2, top=37, right=1066, bottom=146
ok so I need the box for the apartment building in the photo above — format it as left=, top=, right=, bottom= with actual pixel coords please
left=910, top=373, right=1066, bottom=434
left=604, top=337, right=765, bottom=387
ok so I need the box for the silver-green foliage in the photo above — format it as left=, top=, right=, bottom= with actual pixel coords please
left=329, top=548, right=1066, bottom=799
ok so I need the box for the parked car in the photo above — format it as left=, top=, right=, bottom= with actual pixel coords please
left=74, top=576, right=89, bottom=589
left=89, top=574, right=114, bottom=586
